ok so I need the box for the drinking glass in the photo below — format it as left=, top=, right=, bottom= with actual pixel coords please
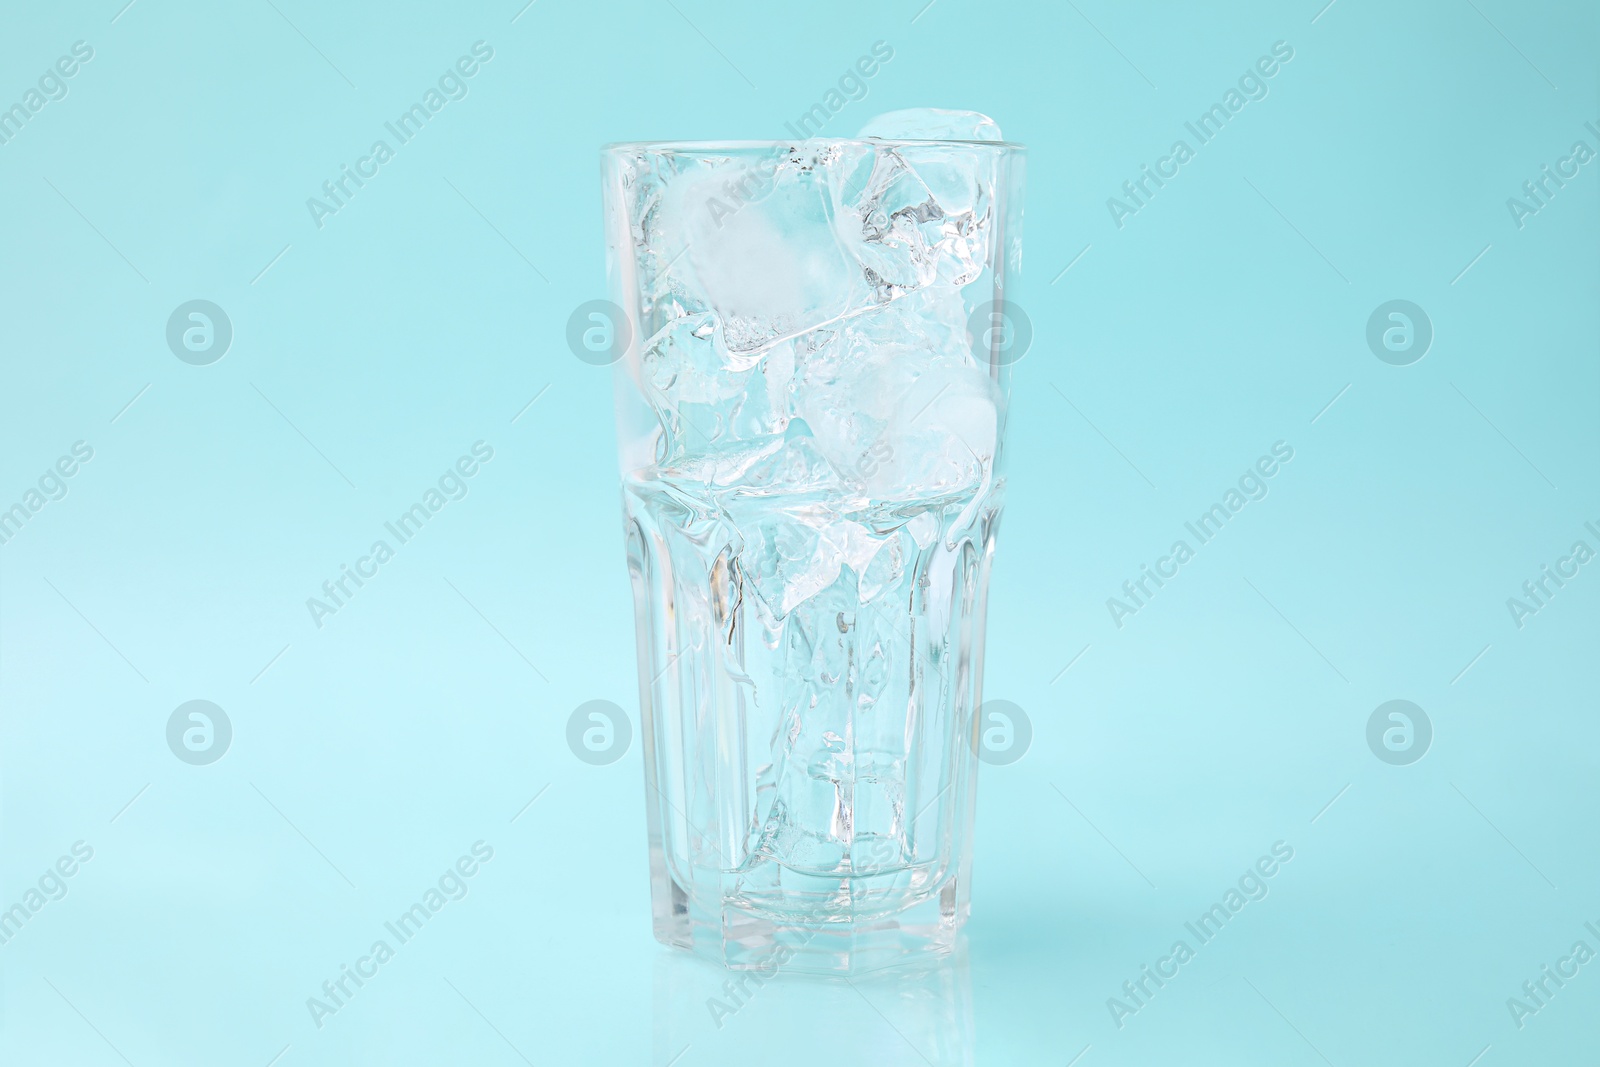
left=600, top=133, right=1024, bottom=972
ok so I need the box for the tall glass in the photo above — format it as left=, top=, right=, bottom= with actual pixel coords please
left=600, top=135, right=1024, bottom=973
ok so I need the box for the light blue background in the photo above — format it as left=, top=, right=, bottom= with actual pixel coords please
left=1, top=0, right=1596, bottom=1064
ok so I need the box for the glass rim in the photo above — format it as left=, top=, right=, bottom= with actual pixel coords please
left=601, top=138, right=1027, bottom=155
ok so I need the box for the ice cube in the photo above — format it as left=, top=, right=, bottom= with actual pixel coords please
left=732, top=503, right=889, bottom=621
left=830, top=140, right=996, bottom=300
left=856, top=108, right=1004, bottom=142
left=835, top=148, right=945, bottom=297
left=661, top=147, right=868, bottom=356
left=789, top=297, right=998, bottom=503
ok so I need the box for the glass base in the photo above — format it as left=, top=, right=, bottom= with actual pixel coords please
left=653, top=867, right=967, bottom=975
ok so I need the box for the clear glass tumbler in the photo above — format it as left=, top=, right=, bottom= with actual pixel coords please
left=600, top=134, right=1024, bottom=973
